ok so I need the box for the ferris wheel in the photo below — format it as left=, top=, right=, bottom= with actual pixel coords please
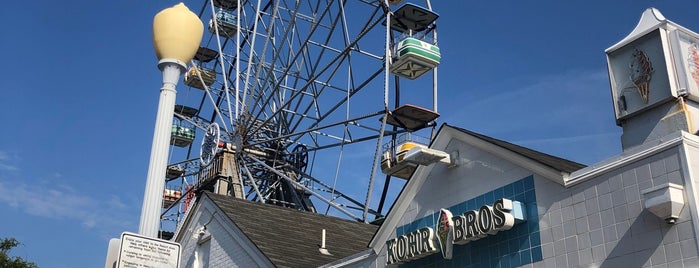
left=160, top=0, right=441, bottom=232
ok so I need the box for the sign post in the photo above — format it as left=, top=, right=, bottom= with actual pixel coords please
left=105, top=238, right=120, bottom=268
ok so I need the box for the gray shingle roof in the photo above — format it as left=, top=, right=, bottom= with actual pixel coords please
left=205, top=193, right=378, bottom=268
left=446, top=124, right=586, bottom=173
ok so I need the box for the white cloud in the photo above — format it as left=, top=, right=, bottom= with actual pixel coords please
left=0, top=176, right=137, bottom=234
left=445, top=69, right=612, bottom=127
left=443, top=69, right=622, bottom=164
left=0, top=150, right=19, bottom=171
left=108, top=195, right=128, bottom=210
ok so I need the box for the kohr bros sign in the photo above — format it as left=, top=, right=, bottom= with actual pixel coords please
left=386, top=198, right=526, bottom=264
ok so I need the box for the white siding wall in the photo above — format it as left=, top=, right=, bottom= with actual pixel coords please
left=178, top=198, right=273, bottom=268
left=405, top=139, right=532, bottom=227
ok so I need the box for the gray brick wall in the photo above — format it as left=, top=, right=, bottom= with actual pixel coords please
left=533, top=148, right=698, bottom=268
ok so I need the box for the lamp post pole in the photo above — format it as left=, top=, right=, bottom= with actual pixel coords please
left=139, top=60, right=184, bottom=237
left=139, top=3, right=203, bottom=238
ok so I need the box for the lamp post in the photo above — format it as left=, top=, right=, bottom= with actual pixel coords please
left=139, top=3, right=203, bottom=237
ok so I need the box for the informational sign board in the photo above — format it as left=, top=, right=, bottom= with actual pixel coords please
left=117, top=232, right=181, bottom=268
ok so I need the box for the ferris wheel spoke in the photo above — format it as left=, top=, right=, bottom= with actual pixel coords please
left=198, top=82, right=233, bottom=134
left=244, top=2, right=366, bottom=136
left=303, top=127, right=404, bottom=154
left=282, top=21, right=354, bottom=129
left=285, top=65, right=384, bottom=143
left=174, top=111, right=211, bottom=131
left=240, top=0, right=268, bottom=116
left=246, top=110, right=384, bottom=148
left=288, top=165, right=379, bottom=216
left=246, top=38, right=378, bottom=140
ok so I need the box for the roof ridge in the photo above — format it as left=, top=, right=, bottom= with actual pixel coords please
left=205, top=192, right=372, bottom=226
left=445, top=123, right=586, bottom=173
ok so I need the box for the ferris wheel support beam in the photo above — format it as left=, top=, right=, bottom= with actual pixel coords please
left=247, top=154, right=362, bottom=221
left=377, top=72, right=403, bottom=217
left=241, top=160, right=266, bottom=203
left=425, top=0, right=438, bottom=138
left=362, top=0, right=392, bottom=222
left=235, top=0, right=241, bottom=121
left=363, top=112, right=388, bottom=222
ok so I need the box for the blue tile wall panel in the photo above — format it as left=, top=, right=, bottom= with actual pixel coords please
left=396, top=176, right=542, bottom=268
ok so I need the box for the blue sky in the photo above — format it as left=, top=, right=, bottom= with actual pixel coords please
left=2, top=1, right=699, bottom=267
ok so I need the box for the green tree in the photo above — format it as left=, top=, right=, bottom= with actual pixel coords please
left=0, top=237, right=38, bottom=268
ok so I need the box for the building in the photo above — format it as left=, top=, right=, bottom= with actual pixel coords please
left=174, top=192, right=378, bottom=267
left=175, top=8, right=699, bottom=267
left=328, top=123, right=698, bottom=267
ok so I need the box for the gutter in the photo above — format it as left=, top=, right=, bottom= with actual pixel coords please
left=318, top=249, right=375, bottom=268
left=566, top=131, right=684, bottom=187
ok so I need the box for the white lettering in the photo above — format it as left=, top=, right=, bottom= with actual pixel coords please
left=386, top=227, right=437, bottom=265
left=453, top=215, right=468, bottom=245
left=478, top=205, right=497, bottom=235
left=493, top=198, right=515, bottom=231
left=396, top=235, right=407, bottom=261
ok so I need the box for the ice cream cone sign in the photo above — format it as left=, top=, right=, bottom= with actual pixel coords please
left=629, top=48, right=653, bottom=104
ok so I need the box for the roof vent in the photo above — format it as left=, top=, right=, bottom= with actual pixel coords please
left=318, top=229, right=332, bottom=256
